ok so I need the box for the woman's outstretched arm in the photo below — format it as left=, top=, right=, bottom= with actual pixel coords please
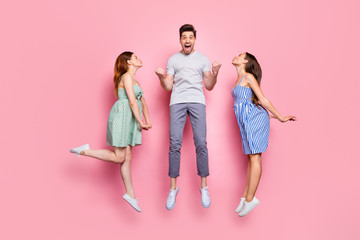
left=246, top=74, right=296, bottom=122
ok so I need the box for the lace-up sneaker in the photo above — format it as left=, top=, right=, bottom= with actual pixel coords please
left=239, top=197, right=260, bottom=217
left=200, top=186, right=211, bottom=208
left=166, top=187, right=179, bottom=210
left=123, top=194, right=142, bottom=212
left=70, top=144, right=89, bottom=155
left=235, top=197, right=246, bottom=213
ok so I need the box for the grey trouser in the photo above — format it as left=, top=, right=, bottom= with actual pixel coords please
left=168, top=103, right=209, bottom=178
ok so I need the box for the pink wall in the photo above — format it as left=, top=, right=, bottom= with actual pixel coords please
left=1, top=0, right=360, bottom=239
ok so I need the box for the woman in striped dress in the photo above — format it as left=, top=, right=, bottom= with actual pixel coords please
left=231, top=52, right=296, bottom=217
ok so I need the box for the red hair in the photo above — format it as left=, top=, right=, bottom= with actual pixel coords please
left=113, top=51, right=133, bottom=98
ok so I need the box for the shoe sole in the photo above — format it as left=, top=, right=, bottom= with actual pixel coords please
left=201, top=201, right=211, bottom=208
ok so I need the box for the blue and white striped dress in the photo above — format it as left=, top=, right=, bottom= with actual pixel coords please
left=232, top=75, right=270, bottom=154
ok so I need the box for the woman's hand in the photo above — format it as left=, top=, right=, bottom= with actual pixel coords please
left=139, top=122, right=149, bottom=130
left=280, top=115, right=296, bottom=122
left=139, top=122, right=152, bottom=130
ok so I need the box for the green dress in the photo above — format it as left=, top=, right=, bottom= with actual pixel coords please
left=106, top=84, right=143, bottom=147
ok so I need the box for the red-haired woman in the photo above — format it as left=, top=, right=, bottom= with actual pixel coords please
left=70, top=52, right=151, bottom=212
left=231, top=52, right=295, bottom=216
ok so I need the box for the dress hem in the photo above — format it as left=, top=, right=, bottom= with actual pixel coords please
left=107, top=143, right=142, bottom=147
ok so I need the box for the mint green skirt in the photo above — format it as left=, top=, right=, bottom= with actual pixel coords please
left=106, top=98, right=142, bottom=147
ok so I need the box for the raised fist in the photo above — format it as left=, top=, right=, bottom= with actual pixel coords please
left=212, top=61, right=222, bottom=75
left=155, top=67, right=165, bottom=78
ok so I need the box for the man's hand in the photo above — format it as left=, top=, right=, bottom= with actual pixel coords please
left=155, top=67, right=174, bottom=91
left=155, top=67, right=165, bottom=79
left=212, top=61, right=222, bottom=75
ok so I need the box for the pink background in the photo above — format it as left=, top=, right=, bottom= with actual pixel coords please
left=1, top=0, right=360, bottom=239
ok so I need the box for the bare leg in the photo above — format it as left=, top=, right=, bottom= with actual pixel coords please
left=245, top=153, right=262, bottom=202
left=201, top=177, right=207, bottom=189
left=235, top=157, right=250, bottom=212
left=170, top=177, right=177, bottom=190
left=82, top=148, right=125, bottom=164
left=242, top=155, right=251, bottom=198
left=120, top=146, right=136, bottom=199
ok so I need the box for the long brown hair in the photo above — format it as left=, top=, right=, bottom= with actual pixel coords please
left=244, top=52, right=262, bottom=108
left=114, top=51, right=133, bottom=98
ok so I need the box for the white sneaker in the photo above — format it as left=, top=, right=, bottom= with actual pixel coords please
left=166, top=187, right=179, bottom=210
left=200, top=186, right=211, bottom=208
left=235, top=197, right=246, bottom=213
left=239, top=197, right=260, bottom=217
left=123, top=194, right=142, bottom=212
left=70, top=144, right=89, bottom=155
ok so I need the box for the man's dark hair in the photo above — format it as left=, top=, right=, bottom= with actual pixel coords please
left=179, top=24, right=197, bottom=38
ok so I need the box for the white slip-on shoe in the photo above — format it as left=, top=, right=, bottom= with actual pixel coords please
left=235, top=197, right=246, bottom=213
left=166, top=187, right=179, bottom=210
left=239, top=197, right=260, bottom=217
left=123, top=194, right=142, bottom=212
left=70, top=144, right=90, bottom=155
left=200, top=186, right=211, bottom=208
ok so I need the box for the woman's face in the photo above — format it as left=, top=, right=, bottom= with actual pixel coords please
left=129, top=54, right=143, bottom=68
left=232, top=53, right=248, bottom=66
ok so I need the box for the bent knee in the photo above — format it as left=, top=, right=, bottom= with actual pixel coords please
left=115, top=154, right=126, bottom=164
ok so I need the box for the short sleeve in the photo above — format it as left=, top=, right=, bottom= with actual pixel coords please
left=202, top=56, right=211, bottom=72
left=166, top=57, right=175, bottom=75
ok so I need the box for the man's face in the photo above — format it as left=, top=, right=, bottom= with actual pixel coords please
left=180, top=31, right=196, bottom=55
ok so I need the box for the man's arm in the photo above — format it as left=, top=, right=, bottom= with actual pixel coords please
left=155, top=67, right=174, bottom=91
left=203, top=61, right=221, bottom=91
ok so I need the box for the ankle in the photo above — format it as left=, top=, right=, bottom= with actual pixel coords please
left=126, top=192, right=135, bottom=199
left=245, top=196, right=254, bottom=202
